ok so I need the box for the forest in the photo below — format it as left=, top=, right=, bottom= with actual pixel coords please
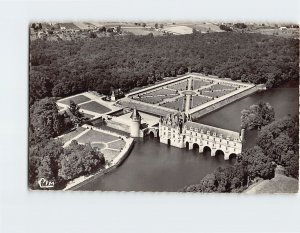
left=29, top=32, right=299, bottom=105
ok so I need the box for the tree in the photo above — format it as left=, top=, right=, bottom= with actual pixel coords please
left=142, top=23, right=146, bottom=27
left=30, top=32, right=299, bottom=102
left=89, top=32, right=97, bottom=38
left=257, top=115, right=298, bottom=168
left=28, top=139, right=64, bottom=189
left=69, top=100, right=84, bottom=126
left=30, top=97, right=64, bottom=144
left=29, top=70, right=53, bottom=105
left=154, top=23, right=158, bottom=29
left=241, top=101, right=275, bottom=130
left=281, top=151, right=299, bottom=178
left=236, top=146, right=275, bottom=181
left=58, top=141, right=105, bottom=180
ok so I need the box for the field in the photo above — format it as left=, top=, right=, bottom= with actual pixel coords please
left=76, top=130, right=119, bottom=144
left=58, top=95, right=90, bottom=105
left=163, top=25, right=193, bottom=35
left=79, top=101, right=111, bottom=114
left=122, top=27, right=163, bottom=36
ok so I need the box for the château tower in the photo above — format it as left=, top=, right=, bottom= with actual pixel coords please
left=130, top=107, right=141, bottom=137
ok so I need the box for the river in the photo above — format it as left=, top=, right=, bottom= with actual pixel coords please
left=77, top=81, right=298, bottom=192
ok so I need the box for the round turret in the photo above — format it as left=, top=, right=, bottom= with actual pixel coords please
left=130, top=107, right=141, bottom=137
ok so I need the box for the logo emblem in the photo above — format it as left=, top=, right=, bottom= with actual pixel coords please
left=38, top=178, right=55, bottom=189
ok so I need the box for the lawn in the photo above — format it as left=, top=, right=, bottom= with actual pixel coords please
left=101, top=149, right=120, bottom=162
left=58, top=95, right=90, bottom=105
left=76, top=130, right=119, bottom=144
left=91, top=142, right=106, bottom=149
left=168, top=81, right=188, bottom=91
left=79, top=101, right=111, bottom=114
left=107, top=139, right=126, bottom=150
left=162, top=96, right=185, bottom=111
left=60, top=127, right=87, bottom=143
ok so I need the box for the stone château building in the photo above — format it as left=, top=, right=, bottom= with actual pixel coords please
left=159, top=112, right=244, bottom=160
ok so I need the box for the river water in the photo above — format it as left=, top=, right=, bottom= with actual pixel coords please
left=77, top=81, right=298, bottom=192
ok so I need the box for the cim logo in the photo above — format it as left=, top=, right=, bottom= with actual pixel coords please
left=38, top=178, right=55, bottom=189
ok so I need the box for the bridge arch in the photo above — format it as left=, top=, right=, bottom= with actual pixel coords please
left=203, top=146, right=211, bottom=156
left=215, top=149, right=225, bottom=160
left=193, top=143, right=199, bottom=150
left=148, top=128, right=159, bottom=138
left=229, top=153, right=237, bottom=160
left=186, top=141, right=189, bottom=149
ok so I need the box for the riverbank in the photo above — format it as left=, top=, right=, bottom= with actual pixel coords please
left=63, top=137, right=134, bottom=191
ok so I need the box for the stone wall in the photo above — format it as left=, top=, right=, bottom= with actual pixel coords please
left=190, top=85, right=260, bottom=119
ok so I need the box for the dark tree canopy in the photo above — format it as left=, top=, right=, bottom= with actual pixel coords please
left=29, top=97, right=65, bottom=144
left=59, top=141, right=105, bottom=181
left=241, top=101, right=275, bottom=130
left=257, top=115, right=299, bottom=164
left=29, top=33, right=299, bottom=104
left=28, top=139, right=105, bottom=189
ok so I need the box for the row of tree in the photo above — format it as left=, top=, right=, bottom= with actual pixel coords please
left=29, top=32, right=299, bottom=105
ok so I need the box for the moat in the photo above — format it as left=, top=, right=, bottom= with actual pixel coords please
left=76, top=81, right=298, bottom=192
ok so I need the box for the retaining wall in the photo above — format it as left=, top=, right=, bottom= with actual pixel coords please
left=191, top=86, right=261, bottom=119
